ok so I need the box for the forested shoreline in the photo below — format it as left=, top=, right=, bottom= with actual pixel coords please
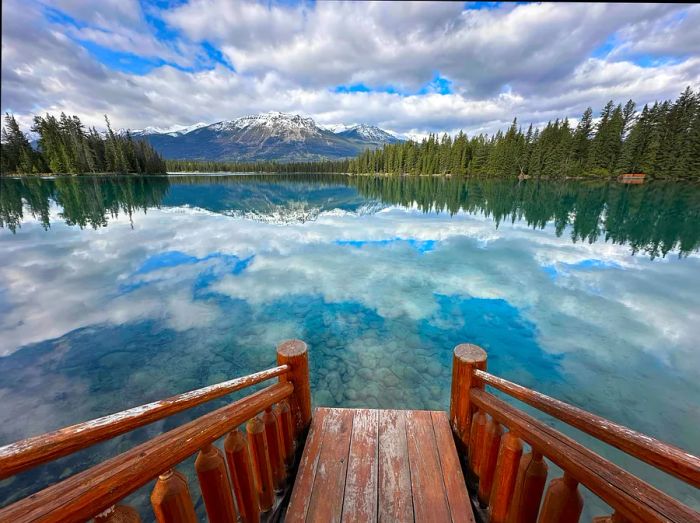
left=168, top=88, right=700, bottom=180
left=3, top=87, right=698, bottom=179
left=0, top=114, right=166, bottom=175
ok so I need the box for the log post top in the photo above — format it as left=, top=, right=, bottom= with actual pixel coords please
left=277, top=339, right=308, bottom=358
left=454, top=343, right=487, bottom=364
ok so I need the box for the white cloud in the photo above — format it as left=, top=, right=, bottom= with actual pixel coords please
left=1, top=1, right=699, bottom=136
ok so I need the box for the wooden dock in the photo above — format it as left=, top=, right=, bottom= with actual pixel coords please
left=1, top=339, right=699, bottom=523
left=286, top=408, right=474, bottom=522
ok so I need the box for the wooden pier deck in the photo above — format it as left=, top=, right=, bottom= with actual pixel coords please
left=286, top=407, right=475, bottom=523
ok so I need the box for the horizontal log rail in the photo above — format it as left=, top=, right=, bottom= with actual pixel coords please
left=0, top=381, right=294, bottom=523
left=470, top=388, right=699, bottom=523
left=473, top=368, right=700, bottom=488
left=0, top=364, right=289, bottom=479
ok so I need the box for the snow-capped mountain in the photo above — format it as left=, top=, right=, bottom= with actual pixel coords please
left=134, top=112, right=402, bottom=162
left=336, top=124, right=401, bottom=144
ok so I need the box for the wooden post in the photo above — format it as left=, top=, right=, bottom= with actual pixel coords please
left=478, top=417, right=503, bottom=507
left=507, top=451, right=548, bottom=523
left=262, top=407, right=286, bottom=492
left=195, top=443, right=238, bottom=523
left=94, top=504, right=142, bottom=523
left=489, top=432, right=523, bottom=523
left=246, top=416, right=274, bottom=512
left=469, top=410, right=488, bottom=477
left=450, top=343, right=487, bottom=450
left=150, top=469, right=197, bottom=523
left=275, top=400, right=294, bottom=466
left=224, top=428, right=260, bottom=523
left=277, top=339, right=312, bottom=437
left=537, top=472, right=583, bottom=523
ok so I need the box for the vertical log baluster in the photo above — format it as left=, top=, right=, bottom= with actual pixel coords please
left=469, top=410, right=488, bottom=478
left=450, top=343, right=488, bottom=451
left=246, top=416, right=274, bottom=513
left=94, top=504, right=142, bottom=523
left=262, top=406, right=286, bottom=492
left=508, top=451, right=548, bottom=523
left=150, top=469, right=197, bottom=523
left=277, top=339, right=312, bottom=438
left=224, top=428, right=260, bottom=523
left=276, top=400, right=294, bottom=467
left=592, top=512, right=630, bottom=523
left=489, top=432, right=524, bottom=523
left=478, top=416, right=503, bottom=507
left=195, top=443, right=238, bottom=523
left=537, top=471, right=583, bottom=523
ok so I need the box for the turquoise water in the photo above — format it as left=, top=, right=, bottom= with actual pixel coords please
left=1, top=174, right=699, bottom=516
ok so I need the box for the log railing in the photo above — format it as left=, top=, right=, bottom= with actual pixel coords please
left=449, top=343, right=700, bottom=523
left=0, top=339, right=312, bottom=523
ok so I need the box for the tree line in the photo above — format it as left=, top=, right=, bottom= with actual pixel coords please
left=164, top=87, right=700, bottom=180
left=1, top=113, right=166, bottom=175
left=2, top=174, right=697, bottom=258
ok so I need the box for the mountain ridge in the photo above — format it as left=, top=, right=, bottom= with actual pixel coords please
left=132, top=112, right=401, bottom=162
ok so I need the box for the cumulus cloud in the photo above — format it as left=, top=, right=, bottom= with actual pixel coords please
left=1, top=0, right=699, bottom=135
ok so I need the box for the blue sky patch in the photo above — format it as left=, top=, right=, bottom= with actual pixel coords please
left=335, top=238, right=436, bottom=253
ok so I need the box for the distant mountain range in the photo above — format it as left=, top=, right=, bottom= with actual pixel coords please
left=130, top=112, right=402, bottom=162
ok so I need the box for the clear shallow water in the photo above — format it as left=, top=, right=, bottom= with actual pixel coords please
left=1, top=174, right=699, bottom=516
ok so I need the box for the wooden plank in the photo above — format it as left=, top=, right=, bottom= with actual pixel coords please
left=430, top=411, right=475, bottom=523
left=285, top=407, right=329, bottom=522
left=305, top=408, right=354, bottom=522
left=0, top=365, right=290, bottom=479
left=342, top=409, right=379, bottom=522
left=405, top=410, right=451, bottom=523
left=0, top=383, right=294, bottom=523
left=378, top=410, right=413, bottom=523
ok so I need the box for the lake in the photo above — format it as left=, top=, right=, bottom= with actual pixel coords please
left=1, top=174, right=699, bottom=515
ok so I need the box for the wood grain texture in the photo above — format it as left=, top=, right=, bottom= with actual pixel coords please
left=0, top=382, right=293, bottom=523
left=342, top=409, right=379, bottom=523
left=378, top=410, right=413, bottom=523
left=449, top=344, right=487, bottom=449
left=277, top=340, right=312, bottom=437
left=405, top=410, right=451, bottom=523
left=431, top=411, right=476, bottom=523
left=0, top=365, right=289, bottom=479
left=305, top=408, right=354, bottom=522
left=473, top=369, right=700, bottom=488
left=470, top=388, right=699, bottom=523
left=285, top=408, right=329, bottom=522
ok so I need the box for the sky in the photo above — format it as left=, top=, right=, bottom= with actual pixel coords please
left=1, top=0, right=699, bottom=138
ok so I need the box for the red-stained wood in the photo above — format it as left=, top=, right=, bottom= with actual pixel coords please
left=94, top=505, right=142, bottom=523
left=478, top=416, right=503, bottom=507
left=507, top=451, right=548, bottom=523
left=277, top=339, right=312, bottom=437
left=405, top=410, right=451, bottom=522
left=378, top=409, right=413, bottom=523
left=262, top=407, right=286, bottom=492
left=473, top=369, right=700, bottom=488
left=275, top=400, right=294, bottom=466
left=449, top=344, right=488, bottom=450
left=470, top=410, right=488, bottom=477
left=342, top=409, right=379, bottom=523
left=305, top=408, right=354, bottom=522
left=431, top=411, right=476, bottom=523
left=285, top=407, right=329, bottom=522
left=537, top=472, right=583, bottom=523
left=246, top=416, right=275, bottom=513
left=150, top=469, right=198, bottom=523
left=0, top=365, right=289, bottom=480
left=0, top=382, right=292, bottom=523
left=489, top=432, right=523, bottom=523
left=223, top=428, right=260, bottom=523
left=195, top=443, right=238, bottom=523
left=288, top=408, right=472, bottom=523
left=471, top=388, right=699, bottom=523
